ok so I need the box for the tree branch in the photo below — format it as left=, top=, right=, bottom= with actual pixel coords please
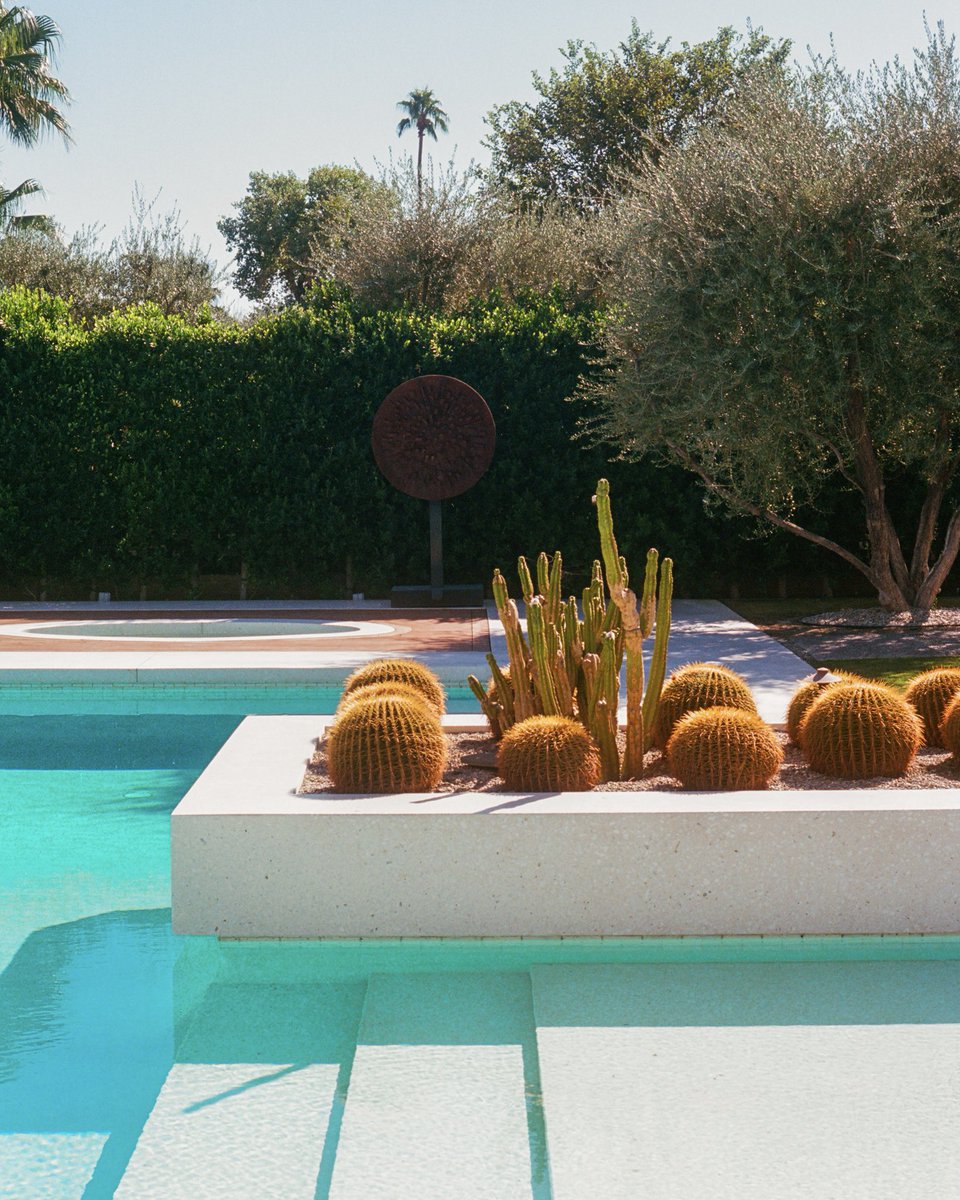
left=916, top=504, right=960, bottom=610
left=663, top=440, right=875, bottom=581
left=910, top=414, right=958, bottom=590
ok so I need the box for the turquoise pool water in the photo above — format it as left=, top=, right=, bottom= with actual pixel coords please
left=0, top=682, right=479, bottom=715
left=1, top=684, right=958, bottom=1198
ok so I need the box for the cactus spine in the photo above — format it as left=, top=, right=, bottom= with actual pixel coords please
left=467, top=481, right=672, bottom=783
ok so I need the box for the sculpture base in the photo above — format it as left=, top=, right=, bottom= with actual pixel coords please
left=390, top=584, right=484, bottom=608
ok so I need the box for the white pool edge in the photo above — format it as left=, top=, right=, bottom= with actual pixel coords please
left=171, top=715, right=960, bottom=939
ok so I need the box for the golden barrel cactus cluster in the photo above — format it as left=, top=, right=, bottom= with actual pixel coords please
left=327, top=659, right=447, bottom=793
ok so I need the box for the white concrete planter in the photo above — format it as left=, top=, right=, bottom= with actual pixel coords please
left=171, top=715, right=960, bottom=939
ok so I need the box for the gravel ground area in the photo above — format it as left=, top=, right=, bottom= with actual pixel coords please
left=801, top=607, right=960, bottom=629
left=301, top=730, right=960, bottom=794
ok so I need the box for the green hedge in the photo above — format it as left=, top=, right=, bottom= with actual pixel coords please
left=0, top=285, right=861, bottom=599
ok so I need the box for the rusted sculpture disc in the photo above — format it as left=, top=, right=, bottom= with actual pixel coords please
left=371, top=375, right=496, bottom=501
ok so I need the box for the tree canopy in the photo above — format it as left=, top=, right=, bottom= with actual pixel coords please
left=217, top=165, right=384, bottom=304
left=593, top=24, right=960, bottom=611
left=483, top=22, right=790, bottom=209
left=0, top=191, right=221, bottom=321
left=0, top=3, right=69, bottom=229
left=0, top=3, right=68, bottom=147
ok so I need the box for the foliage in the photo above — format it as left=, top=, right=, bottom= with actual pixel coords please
left=313, top=158, right=598, bottom=311
left=217, top=165, right=385, bottom=304
left=0, top=3, right=69, bottom=231
left=483, top=22, right=789, bottom=209
left=594, top=24, right=960, bottom=611
left=0, top=3, right=68, bottom=146
left=0, top=175, right=50, bottom=232
left=0, top=192, right=221, bottom=321
left=0, top=284, right=876, bottom=598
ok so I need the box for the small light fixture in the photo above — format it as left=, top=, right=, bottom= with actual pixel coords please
left=809, top=666, right=840, bottom=685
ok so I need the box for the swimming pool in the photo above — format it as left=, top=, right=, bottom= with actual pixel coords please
left=1, top=684, right=958, bottom=1198
left=0, top=618, right=396, bottom=641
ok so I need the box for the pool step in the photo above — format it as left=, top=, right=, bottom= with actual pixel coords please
left=113, top=1062, right=338, bottom=1199
left=0, top=1132, right=108, bottom=1199
left=328, top=972, right=537, bottom=1199
left=530, top=962, right=960, bottom=1200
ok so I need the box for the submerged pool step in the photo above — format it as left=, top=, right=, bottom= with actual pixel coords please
left=531, top=962, right=960, bottom=1200
left=113, top=1062, right=338, bottom=1199
left=328, top=972, right=537, bottom=1199
left=0, top=1132, right=108, bottom=1199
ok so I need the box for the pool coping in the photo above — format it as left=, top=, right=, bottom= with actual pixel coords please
left=171, top=714, right=960, bottom=940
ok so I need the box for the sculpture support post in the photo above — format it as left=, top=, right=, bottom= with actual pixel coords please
left=429, top=500, right=443, bottom=601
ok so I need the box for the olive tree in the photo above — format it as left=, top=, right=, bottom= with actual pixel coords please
left=594, top=26, right=960, bottom=611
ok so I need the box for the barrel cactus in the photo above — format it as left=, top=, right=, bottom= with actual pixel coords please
left=666, top=706, right=783, bottom=790
left=939, top=693, right=960, bottom=760
left=653, top=663, right=757, bottom=749
left=327, top=694, right=447, bottom=793
left=497, top=715, right=602, bottom=791
left=336, top=679, right=429, bottom=715
left=341, top=658, right=445, bottom=716
left=799, top=682, right=922, bottom=779
left=903, top=668, right=960, bottom=747
left=786, top=669, right=863, bottom=745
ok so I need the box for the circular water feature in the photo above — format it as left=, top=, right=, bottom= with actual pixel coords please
left=0, top=618, right=396, bottom=642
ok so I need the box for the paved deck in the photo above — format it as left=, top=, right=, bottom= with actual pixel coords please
left=0, top=599, right=813, bottom=720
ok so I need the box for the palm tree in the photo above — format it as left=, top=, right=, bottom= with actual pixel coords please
left=396, top=88, right=448, bottom=198
left=0, top=4, right=70, bottom=146
left=0, top=175, right=53, bottom=231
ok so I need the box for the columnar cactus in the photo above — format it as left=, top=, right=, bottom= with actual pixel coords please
left=467, top=480, right=673, bottom=782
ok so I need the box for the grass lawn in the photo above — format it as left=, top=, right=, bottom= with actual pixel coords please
left=819, top=657, right=960, bottom=690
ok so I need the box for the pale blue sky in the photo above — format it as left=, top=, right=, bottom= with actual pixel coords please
left=0, top=1, right=951, bottom=313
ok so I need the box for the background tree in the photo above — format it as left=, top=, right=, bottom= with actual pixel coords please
left=396, top=88, right=448, bottom=197
left=217, top=164, right=382, bottom=304
left=484, top=22, right=789, bottom=209
left=0, top=3, right=68, bottom=145
left=312, top=158, right=597, bottom=311
left=593, top=26, right=960, bottom=611
left=0, top=3, right=69, bottom=229
left=0, top=175, right=50, bottom=231
left=0, top=190, right=222, bottom=321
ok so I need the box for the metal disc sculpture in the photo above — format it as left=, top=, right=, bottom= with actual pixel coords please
left=372, top=375, right=495, bottom=599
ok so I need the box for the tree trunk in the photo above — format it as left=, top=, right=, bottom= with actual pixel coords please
left=416, top=128, right=424, bottom=199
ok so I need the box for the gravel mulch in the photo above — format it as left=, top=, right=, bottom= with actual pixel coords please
left=300, top=729, right=960, bottom=794
left=801, top=607, right=960, bottom=629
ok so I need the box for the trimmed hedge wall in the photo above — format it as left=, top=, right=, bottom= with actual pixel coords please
left=0, top=286, right=858, bottom=599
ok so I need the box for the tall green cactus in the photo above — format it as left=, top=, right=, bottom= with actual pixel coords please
left=466, top=481, right=672, bottom=783
left=595, top=479, right=673, bottom=775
